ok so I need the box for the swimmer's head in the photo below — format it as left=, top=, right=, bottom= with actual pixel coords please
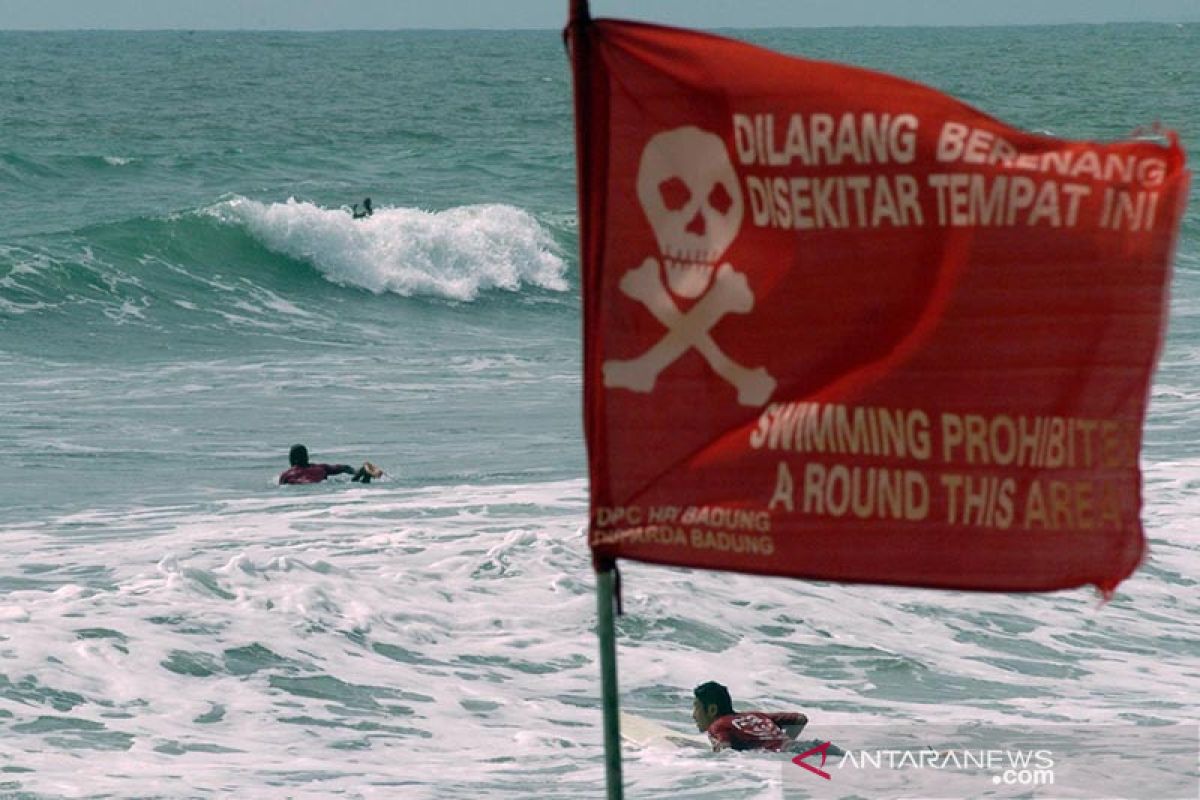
left=289, top=444, right=309, bottom=467
left=692, top=681, right=732, bottom=730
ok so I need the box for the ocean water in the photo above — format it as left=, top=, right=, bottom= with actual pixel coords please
left=0, top=23, right=1197, bottom=799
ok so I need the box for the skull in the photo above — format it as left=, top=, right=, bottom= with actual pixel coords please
left=636, top=127, right=745, bottom=299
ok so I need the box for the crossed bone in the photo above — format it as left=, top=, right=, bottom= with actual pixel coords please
left=603, top=258, right=776, bottom=407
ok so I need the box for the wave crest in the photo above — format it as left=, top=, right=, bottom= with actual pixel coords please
left=209, top=197, right=569, bottom=301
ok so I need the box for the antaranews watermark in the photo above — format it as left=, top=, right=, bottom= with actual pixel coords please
left=783, top=723, right=1197, bottom=799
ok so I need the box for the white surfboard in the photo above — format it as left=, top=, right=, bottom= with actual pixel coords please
left=619, top=711, right=708, bottom=750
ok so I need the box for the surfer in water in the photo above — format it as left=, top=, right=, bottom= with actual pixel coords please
left=692, top=681, right=808, bottom=752
left=351, top=197, right=373, bottom=219
left=278, top=444, right=381, bottom=485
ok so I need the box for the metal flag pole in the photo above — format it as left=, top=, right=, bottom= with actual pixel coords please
left=596, top=566, right=624, bottom=799
left=565, top=0, right=624, bottom=794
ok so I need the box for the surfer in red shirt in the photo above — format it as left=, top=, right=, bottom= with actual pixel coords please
left=692, top=681, right=807, bottom=752
left=278, top=444, right=381, bottom=485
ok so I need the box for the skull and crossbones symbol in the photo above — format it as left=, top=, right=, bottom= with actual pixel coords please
left=603, top=126, right=776, bottom=407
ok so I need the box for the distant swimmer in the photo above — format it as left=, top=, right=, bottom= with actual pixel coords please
left=351, top=197, right=374, bottom=219
left=278, top=444, right=382, bottom=485
left=692, top=681, right=808, bottom=752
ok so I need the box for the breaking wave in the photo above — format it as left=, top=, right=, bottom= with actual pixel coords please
left=208, top=197, right=569, bottom=302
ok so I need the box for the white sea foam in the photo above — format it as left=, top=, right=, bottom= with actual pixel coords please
left=210, top=197, right=570, bottom=302
left=0, top=471, right=1194, bottom=798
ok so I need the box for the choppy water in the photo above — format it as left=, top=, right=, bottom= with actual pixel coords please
left=0, top=23, right=1197, bottom=799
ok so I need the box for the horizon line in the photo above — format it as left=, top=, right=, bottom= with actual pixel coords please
left=0, top=19, right=1195, bottom=33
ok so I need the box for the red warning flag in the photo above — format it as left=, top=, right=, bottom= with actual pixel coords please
left=567, top=13, right=1189, bottom=593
